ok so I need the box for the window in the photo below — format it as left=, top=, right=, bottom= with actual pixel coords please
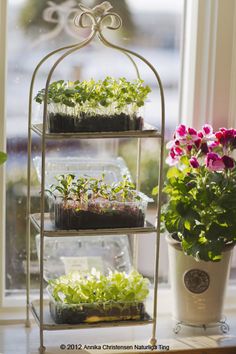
left=2, top=0, right=183, bottom=300
left=2, top=0, right=236, bottom=308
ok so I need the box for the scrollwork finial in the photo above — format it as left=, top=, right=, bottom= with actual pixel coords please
left=74, top=1, right=122, bottom=33
left=79, top=1, right=113, bottom=19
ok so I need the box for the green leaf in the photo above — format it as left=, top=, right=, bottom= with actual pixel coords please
left=209, top=253, right=222, bottom=262
left=206, top=222, right=229, bottom=240
left=167, top=167, right=181, bottom=179
left=184, top=219, right=191, bottom=230
left=176, top=201, right=189, bottom=217
left=152, top=186, right=159, bottom=196
left=180, top=155, right=189, bottom=166
left=0, top=151, right=7, bottom=165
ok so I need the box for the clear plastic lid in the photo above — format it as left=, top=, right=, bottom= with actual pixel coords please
left=49, top=192, right=152, bottom=230
left=33, top=156, right=132, bottom=188
left=35, top=234, right=132, bottom=282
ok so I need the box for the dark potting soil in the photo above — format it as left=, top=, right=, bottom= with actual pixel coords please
left=49, top=301, right=145, bottom=324
left=53, top=204, right=145, bottom=230
left=48, top=112, right=143, bottom=133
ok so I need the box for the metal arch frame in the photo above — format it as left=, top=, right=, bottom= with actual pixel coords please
left=26, top=5, right=165, bottom=352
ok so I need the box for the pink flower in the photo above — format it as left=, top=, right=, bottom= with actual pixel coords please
left=200, top=142, right=209, bottom=154
left=166, top=139, right=181, bottom=150
left=176, top=124, right=187, bottom=138
left=187, top=145, right=192, bottom=152
left=194, top=139, right=201, bottom=149
left=202, top=124, right=213, bottom=135
left=206, top=152, right=225, bottom=171
left=198, top=131, right=203, bottom=138
left=167, top=125, right=236, bottom=171
left=208, top=141, right=220, bottom=150
left=166, top=147, right=181, bottom=166
left=198, top=124, right=215, bottom=143
left=174, top=146, right=183, bottom=156
left=215, top=131, right=224, bottom=142
left=222, top=155, right=234, bottom=169
left=166, top=155, right=179, bottom=166
left=188, top=127, right=197, bottom=136
left=225, top=129, right=236, bottom=139
left=215, top=128, right=236, bottom=147
left=190, top=157, right=199, bottom=168
left=187, top=127, right=199, bottom=142
left=170, top=149, right=175, bottom=159
left=166, top=140, right=176, bottom=149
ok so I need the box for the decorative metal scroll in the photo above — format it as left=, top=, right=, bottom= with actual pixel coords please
left=32, top=1, right=123, bottom=47
left=32, top=0, right=81, bottom=46
left=75, top=1, right=122, bottom=32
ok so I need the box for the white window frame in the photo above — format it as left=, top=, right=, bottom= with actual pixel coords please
left=180, top=0, right=236, bottom=129
left=180, top=0, right=236, bottom=270
left=1, top=0, right=236, bottom=321
left=0, top=0, right=8, bottom=309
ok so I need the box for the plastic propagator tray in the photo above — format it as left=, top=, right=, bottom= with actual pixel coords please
left=35, top=234, right=132, bottom=281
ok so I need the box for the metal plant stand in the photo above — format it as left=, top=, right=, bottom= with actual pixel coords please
left=26, top=3, right=165, bottom=353
left=173, top=318, right=230, bottom=335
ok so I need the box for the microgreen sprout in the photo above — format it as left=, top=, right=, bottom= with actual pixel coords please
left=35, top=77, right=151, bottom=117
left=46, top=174, right=75, bottom=201
left=47, top=173, right=146, bottom=222
left=48, top=174, right=141, bottom=204
left=49, top=269, right=149, bottom=304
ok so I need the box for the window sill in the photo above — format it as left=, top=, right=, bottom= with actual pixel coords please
left=1, top=284, right=236, bottom=322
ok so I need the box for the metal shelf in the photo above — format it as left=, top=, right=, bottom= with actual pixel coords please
left=30, top=213, right=157, bottom=237
left=31, top=123, right=162, bottom=140
left=26, top=3, right=165, bottom=350
left=30, top=300, right=153, bottom=331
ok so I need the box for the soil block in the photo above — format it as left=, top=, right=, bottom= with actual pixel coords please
left=48, top=112, right=144, bottom=133
left=49, top=301, right=145, bottom=324
left=53, top=204, right=145, bottom=230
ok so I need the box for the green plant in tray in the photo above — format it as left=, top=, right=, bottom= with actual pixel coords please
left=48, top=269, right=150, bottom=324
left=48, top=174, right=142, bottom=204
left=47, top=173, right=151, bottom=229
left=35, top=77, right=151, bottom=133
left=49, top=269, right=149, bottom=304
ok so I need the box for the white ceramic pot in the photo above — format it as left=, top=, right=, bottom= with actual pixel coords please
left=166, top=234, right=233, bottom=325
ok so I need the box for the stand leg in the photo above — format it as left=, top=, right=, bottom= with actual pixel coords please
left=39, top=322, right=45, bottom=353
left=26, top=104, right=32, bottom=329
left=26, top=211, right=31, bottom=328
left=220, top=320, right=230, bottom=334
left=25, top=315, right=31, bottom=328
left=39, top=345, right=46, bottom=353
left=173, top=322, right=182, bottom=334
left=149, top=337, right=157, bottom=346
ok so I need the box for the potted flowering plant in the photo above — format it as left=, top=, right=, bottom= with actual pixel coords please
left=162, top=124, right=236, bottom=328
